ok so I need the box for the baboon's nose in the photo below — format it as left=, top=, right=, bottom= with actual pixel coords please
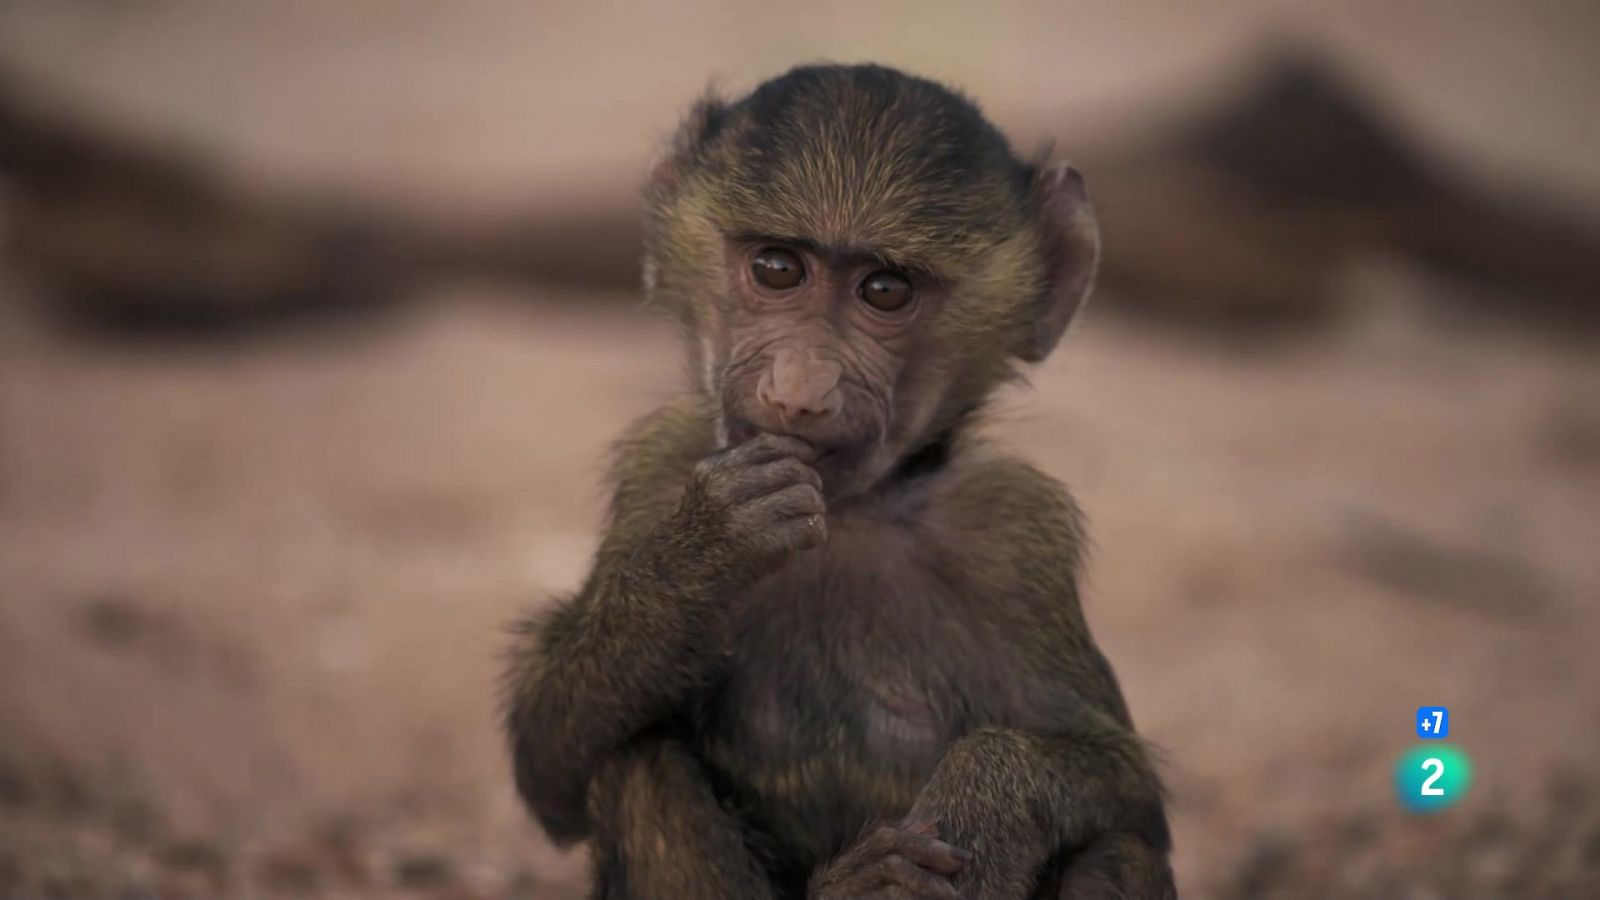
left=759, top=350, right=843, bottom=426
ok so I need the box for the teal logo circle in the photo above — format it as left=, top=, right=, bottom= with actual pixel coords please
left=1394, top=744, right=1472, bottom=813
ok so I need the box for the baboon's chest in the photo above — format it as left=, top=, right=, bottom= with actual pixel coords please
left=694, top=518, right=1017, bottom=868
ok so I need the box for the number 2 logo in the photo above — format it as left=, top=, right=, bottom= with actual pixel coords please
left=1419, top=758, right=1445, bottom=796
left=1396, top=746, right=1471, bottom=812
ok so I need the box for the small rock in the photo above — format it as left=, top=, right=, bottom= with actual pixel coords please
left=393, top=851, right=457, bottom=889
left=256, top=850, right=320, bottom=896
left=160, top=840, right=228, bottom=891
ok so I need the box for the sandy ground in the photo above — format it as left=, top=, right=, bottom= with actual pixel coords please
left=2, top=271, right=1599, bottom=897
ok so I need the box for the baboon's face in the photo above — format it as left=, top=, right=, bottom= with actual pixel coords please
left=647, top=66, right=1100, bottom=498
left=712, top=235, right=951, bottom=497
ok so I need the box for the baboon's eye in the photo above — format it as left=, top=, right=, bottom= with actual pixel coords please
left=751, top=247, right=805, bottom=290
left=858, top=271, right=914, bottom=312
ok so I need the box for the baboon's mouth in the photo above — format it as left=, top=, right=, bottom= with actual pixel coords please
left=722, top=417, right=853, bottom=463
left=722, top=417, right=759, bottom=448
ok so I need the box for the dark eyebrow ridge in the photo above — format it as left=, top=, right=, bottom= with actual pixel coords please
left=729, top=231, right=939, bottom=279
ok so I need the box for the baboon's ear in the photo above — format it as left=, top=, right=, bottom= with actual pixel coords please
left=649, top=93, right=728, bottom=198
left=1015, top=162, right=1100, bottom=363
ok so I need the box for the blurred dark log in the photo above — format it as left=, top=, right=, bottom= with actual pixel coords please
left=423, top=204, right=643, bottom=292
left=0, top=71, right=419, bottom=335
left=1088, top=50, right=1600, bottom=333
left=3, top=49, right=1598, bottom=340
left=0, top=65, right=654, bottom=338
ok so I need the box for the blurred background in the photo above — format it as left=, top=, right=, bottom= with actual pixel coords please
left=2, top=2, right=1598, bottom=897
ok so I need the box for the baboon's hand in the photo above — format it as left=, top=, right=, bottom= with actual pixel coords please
left=677, top=433, right=825, bottom=581
left=810, top=820, right=967, bottom=900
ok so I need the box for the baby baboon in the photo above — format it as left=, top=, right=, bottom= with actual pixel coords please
left=505, top=64, right=1174, bottom=899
